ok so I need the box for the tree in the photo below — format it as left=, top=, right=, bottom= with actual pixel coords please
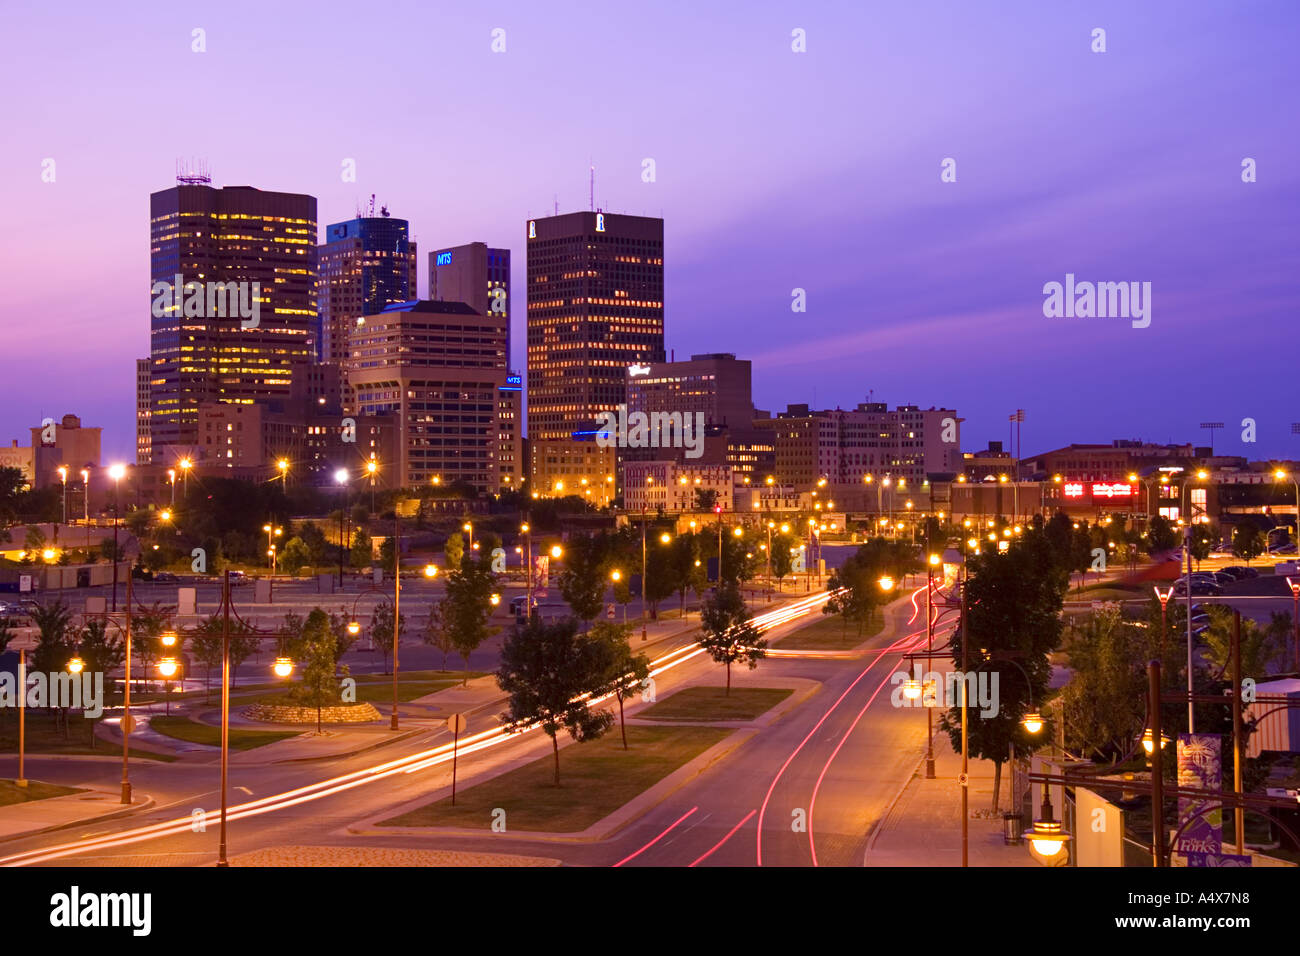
left=76, top=619, right=125, bottom=748
left=350, top=529, right=373, bottom=569
left=1233, top=521, right=1265, bottom=565
left=699, top=583, right=767, bottom=694
left=938, top=527, right=1066, bottom=810
left=378, top=535, right=397, bottom=574
left=444, top=555, right=497, bottom=684
left=770, top=531, right=794, bottom=588
left=295, top=608, right=346, bottom=727
left=496, top=615, right=615, bottom=785
left=1200, top=606, right=1282, bottom=679
left=1060, top=604, right=1149, bottom=760
left=423, top=600, right=455, bottom=671
left=693, top=487, right=719, bottom=511
left=188, top=616, right=224, bottom=700
left=30, top=600, right=74, bottom=677
left=1189, top=523, right=1217, bottom=570
left=557, top=532, right=609, bottom=622
left=589, top=621, right=650, bottom=749
left=444, top=531, right=464, bottom=571
left=279, top=536, right=311, bottom=576
left=1144, top=515, right=1180, bottom=555
left=298, top=522, right=328, bottom=567
left=369, top=598, right=406, bottom=675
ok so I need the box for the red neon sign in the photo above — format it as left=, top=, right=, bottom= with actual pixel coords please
left=1063, top=482, right=1085, bottom=498
left=1091, top=482, right=1133, bottom=499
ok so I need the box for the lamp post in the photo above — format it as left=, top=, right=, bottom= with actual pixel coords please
left=367, top=455, right=378, bottom=513
left=520, top=522, right=532, bottom=618
left=119, top=567, right=134, bottom=804
left=1154, top=585, right=1173, bottom=653
left=16, top=648, right=26, bottom=788
left=1288, top=577, right=1300, bottom=672
left=263, top=524, right=282, bottom=573
left=57, top=466, right=68, bottom=525
left=463, top=521, right=473, bottom=555
left=391, top=508, right=402, bottom=731
left=178, top=457, right=192, bottom=499
left=108, top=463, right=126, bottom=613
left=334, top=468, right=349, bottom=587
left=276, top=458, right=289, bottom=486
left=1275, top=469, right=1300, bottom=557
left=924, top=552, right=940, bottom=778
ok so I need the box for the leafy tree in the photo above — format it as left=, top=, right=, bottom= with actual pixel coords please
left=298, top=522, right=328, bottom=566
left=699, top=583, right=767, bottom=694
left=496, top=615, right=615, bottom=785
left=693, top=487, right=719, bottom=511
left=185, top=612, right=259, bottom=696
left=1061, top=604, right=1149, bottom=760
left=444, top=555, right=497, bottom=684
left=0, top=615, right=14, bottom=657
left=642, top=533, right=677, bottom=618
left=1200, top=606, right=1282, bottom=679
left=938, top=527, right=1066, bottom=810
left=557, top=532, right=609, bottom=622
left=769, top=530, right=795, bottom=588
left=350, top=528, right=373, bottom=569
left=295, top=608, right=346, bottom=719
left=369, top=598, right=406, bottom=675
left=1233, top=521, right=1264, bottom=565
left=444, top=531, right=464, bottom=571
left=423, top=600, right=455, bottom=671
left=1189, top=523, right=1217, bottom=570
left=1144, top=515, right=1180, bottom=555
left=76, top=619, right=125, bottom=748
left=823, top=564, right=876, bottom=641
left=278, top=537, right=311, bottom=576
left=326, top=609, right=359, bottom=663
left=667, top=532, right=704, bottom=617
left=378, top=535, right=397, bottom=574
left=30, top=600, right=74, bottom=676
left=589, top=621, right=650, bottom=750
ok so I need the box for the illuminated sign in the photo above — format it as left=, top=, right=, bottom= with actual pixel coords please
left=1092, top=482, right=1134, bottom=499
left=596, top=213, right=606, bottom=232
left=436, top=251, right=452, bottom=266
left=506, top=374, right=522, bottom=386
left=528, top=221, right=536, bottom=238
left=1063, top=482, right=1085, bottom=498
left=628, top=364, right=651, bottom=376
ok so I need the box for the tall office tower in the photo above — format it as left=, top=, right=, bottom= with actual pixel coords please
left=148, top=180, right=317, bottom=462
left=430, top=242, right=511, bottom=358
left=136, top=357, right=151, bottom=465
left=318, top=214, right=417, bottom=368
left=348, top=300, right=509, bottom=492
left=525, top=211, right=664, bottom=442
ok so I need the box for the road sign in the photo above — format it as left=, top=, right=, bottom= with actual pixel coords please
left=606, top=603, right=616, bottom=619
left=446, top=713, right=467, bottom=735
left=957, top=772, right=969, bottom=787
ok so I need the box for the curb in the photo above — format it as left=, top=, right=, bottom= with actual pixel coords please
left=862, top=749, right=927, bottom=856
left=0, top=795, right=157, bottom=845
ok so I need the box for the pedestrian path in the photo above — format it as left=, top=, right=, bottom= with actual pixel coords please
left=0, top=787, right=153, bottom=842
left=864, top=739, right=1037, bottom=866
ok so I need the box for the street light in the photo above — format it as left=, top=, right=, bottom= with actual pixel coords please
left=178, top=457, right=192, bottom=499
left=108, top=463, right=126, bottom=612
left=57, top=466, right=68, bottom=524
left=367, top=455, right=378, bottom=512
left=334, top=468, right=349, bottom=586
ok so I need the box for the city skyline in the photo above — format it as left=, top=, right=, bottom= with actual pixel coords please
left=3, top=0, right=1297, bottom=462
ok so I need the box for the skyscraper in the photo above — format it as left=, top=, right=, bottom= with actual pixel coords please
left=348, top=300, right=510, bottom=492
left=430, top=241, right=510, bottom=357
left=525, top=211, right=664, bottom=442
left=148, top=182, right=317, bottom=462
left=318, top=214, right=417, bottom=368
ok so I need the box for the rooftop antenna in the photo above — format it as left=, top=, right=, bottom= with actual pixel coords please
left=175, top=157, right=211, bottom=185
left=590, top=163, right=594, bottom=211
left=554, top=194, right=558, bottom=216
left=368, top=194, right=376, bottom=217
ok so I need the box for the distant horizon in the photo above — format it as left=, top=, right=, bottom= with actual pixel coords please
left=4, top=0, right=1297, bottom=462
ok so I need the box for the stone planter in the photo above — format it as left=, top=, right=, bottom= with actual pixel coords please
left=242, top=701, right=382, bottom=724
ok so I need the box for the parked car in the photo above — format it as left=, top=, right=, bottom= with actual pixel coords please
left=227, top=570, right=253, bottom=586
left=1273, top=561, right=1299, bottom=576
left=1174, top=579, right=1221, bottom=596
left=1221, top=566, right=1259, bottom=580
left=1211, top=572, right=1238, bottom=587
left=153, top=571, right=179, bottom=583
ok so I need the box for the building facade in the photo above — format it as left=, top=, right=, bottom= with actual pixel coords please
left=430, top=242, right=510, bottom=359
left=348, top=300, right=509, bottom=492
left=526, top=211, right=665, bottom=442
left=148, top=182, right=318, bottom=462
left=622, top=461, right=735, bottom=514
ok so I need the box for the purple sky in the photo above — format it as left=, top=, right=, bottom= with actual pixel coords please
left=3, top=0, right=1297, bottom=464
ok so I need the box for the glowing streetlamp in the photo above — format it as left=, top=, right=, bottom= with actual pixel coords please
left=273, top=657, right=295, bottom=678
left=67, top=656, right=85, bottom=674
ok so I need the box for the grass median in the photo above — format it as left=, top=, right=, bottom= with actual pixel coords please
left=637, top=686, right=792, bottom=721
left=148, top=716, right=301, bottom=751
left=0, top=779, right=85, bottom=807
left=380, top=724, right=730, bottom=832
left=772, top=612, right=884, bottom=650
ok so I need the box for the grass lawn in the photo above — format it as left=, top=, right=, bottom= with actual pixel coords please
left=0, top=711, right=175, bottom=761
left=380, top=724, right=730, bottom=832
left=149, top=716, right=300, bottom=751
left=0, top=779, right=85, bottom=806
left=349, top=680, right=460, bottom=704
left=774, top=611, right=884, bottom=649
left=638, top=686, right=792, bottom=721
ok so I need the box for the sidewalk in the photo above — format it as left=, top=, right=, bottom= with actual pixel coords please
left=864, top=739, right=1037, bottom=866
left=0, top=787, right=154, bottom=842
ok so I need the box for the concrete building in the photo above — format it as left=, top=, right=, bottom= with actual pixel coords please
left=148, top=181, right=318, bottom=460
left=317, top=213, right=417, bottom=376
left=430, top=242, right=510, bottom=359
left=27, top=414, right=102, bottom=489
left=755, top=402, right=962, bottom=497
left=496, top=372, right=524, bottom=492
left=348, top=300, right=509, bottom=493
left=136, top=358, right=151, bottom=465
left=622, top=461, right=734, bottom=514
left=625, top=353, right=754, bottom=431
left=526, top=211, right=664, bottom=441
left=529, top=439, right=617, bottom=505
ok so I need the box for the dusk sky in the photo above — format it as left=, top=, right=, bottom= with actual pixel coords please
left=3, top=0, right=1296, bottom=463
